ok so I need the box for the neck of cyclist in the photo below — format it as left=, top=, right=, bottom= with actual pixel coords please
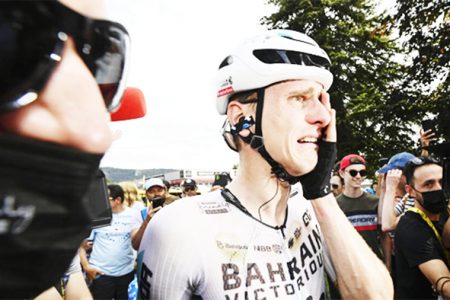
left=228, top=155, right=291, bottom=226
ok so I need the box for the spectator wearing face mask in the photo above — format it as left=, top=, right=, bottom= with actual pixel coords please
left=0, top=0, right=130, bottom=297
left=131, top=178, right=173, bottom=250
left=395, top=156, right=449, bottom=299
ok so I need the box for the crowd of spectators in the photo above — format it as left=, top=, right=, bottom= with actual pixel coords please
left=2, top=1, right=448, bottom=299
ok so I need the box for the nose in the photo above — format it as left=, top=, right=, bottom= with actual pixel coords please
left=305, top=97, right=331, bottom=128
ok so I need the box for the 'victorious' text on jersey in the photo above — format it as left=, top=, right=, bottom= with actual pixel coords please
left=137, top=185, right=333, bottom=300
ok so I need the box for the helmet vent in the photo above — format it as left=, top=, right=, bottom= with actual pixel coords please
left=253, top=49, right=330, bottom=69
left=219, top=56, right=233, bottom=69
left=278, top=33, right=316, bottom=47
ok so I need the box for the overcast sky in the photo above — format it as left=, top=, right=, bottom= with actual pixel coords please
left=100, top=0, right=277, bottom=171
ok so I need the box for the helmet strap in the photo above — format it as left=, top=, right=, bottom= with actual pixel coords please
left=241, top=88, right=302, bottom=185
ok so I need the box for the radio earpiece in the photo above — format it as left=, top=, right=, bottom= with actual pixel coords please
left=231, top=116, right=255, bottom=134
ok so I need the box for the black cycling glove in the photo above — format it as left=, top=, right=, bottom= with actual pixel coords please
left=299, top=141, right=337, bottom=200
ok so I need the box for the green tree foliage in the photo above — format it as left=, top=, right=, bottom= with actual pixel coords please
left=388, top=0, right=450, bottom=141
left=262, top=0, right=449, bottom=176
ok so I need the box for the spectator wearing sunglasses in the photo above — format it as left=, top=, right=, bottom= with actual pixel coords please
left=330, top=174, right=344, bottom=197
left=181, top=179, right=198, bottom=197
left=394, top=156, right=449, bottom=299
left=0, top=0, right=130, bottom=298
left=337, top=154, right=385, bottom=260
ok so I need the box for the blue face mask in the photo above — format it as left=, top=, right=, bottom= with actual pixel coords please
left=418, top=189, right=448, bottom=214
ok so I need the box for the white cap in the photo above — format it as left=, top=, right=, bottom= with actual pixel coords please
left=144, top=178, right=165, bottom=190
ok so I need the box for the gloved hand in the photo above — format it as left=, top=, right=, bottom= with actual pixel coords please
left=299, top=141, right=337, bottom=200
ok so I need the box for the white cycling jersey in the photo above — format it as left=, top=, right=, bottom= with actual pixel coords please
left=137, top=184, right=334, bottom=300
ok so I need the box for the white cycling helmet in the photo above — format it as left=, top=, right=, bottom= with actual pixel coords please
left=216, top=29, right=333, bottom=115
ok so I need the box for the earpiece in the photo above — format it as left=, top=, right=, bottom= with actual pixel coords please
left=231, top=116, right=255, bottom=133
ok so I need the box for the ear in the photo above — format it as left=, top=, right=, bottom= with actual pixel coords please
left=227, top=100, right=246, bottom=127
left=405, top=184, right=413, bottom=197
left=339, top=169, right=345, bottom=178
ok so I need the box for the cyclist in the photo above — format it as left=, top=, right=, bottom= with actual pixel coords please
left=137, top=29, right=392, bottom=299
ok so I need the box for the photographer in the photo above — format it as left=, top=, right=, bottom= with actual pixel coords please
left=131, top=178, right=167, bottom=250
left=0, top=0, right=129, bottom=297
left=420, top=118, right=438, bottom=157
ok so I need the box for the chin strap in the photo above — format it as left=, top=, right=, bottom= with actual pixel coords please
left=234, top=88, right=302, bottom=185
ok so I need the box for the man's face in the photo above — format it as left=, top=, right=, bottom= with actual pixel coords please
left=330, top=175, right=343, bottom=197
left=146, top=185, right=166, bottom=200
left=409, top=164, right=443, bottom=202
left=0, top=0, right=113, bottom=154
left=183, top=186, right=198, bottom=197
left=108, top=192, right=120, bottom=212
left=341, top=164, right=366, bottom=189
left=261, top=80, right=331, bottom=176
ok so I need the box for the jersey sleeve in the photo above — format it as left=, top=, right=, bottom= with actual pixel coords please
left=137, top=204, right=203, bottom=299
left=396, top=215, right=443, bottom=267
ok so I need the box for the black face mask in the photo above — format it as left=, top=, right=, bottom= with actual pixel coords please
left=0, top=135, right=103, bottom=298
left=152, top=197, right=166, bottom=209
left=418, top=189, right=448, bottom=214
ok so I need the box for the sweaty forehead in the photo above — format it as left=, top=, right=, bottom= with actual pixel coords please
left=59, top=0, right=108, bottom=19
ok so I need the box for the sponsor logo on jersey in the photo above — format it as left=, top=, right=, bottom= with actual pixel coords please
left=198, top=201, right=231, bottom=214
left=222, top=225, right=325, bottom=299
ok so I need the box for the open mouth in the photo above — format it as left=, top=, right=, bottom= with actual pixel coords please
left=298, top=137, right=318, bottom=144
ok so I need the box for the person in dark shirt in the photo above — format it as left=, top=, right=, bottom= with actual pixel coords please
left=337, top=154, right=384, bottom=260
left=395, top=156, right=450, bottom=299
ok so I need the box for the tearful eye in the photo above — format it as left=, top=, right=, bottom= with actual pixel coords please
left=292, top=96, right=304, bottom=102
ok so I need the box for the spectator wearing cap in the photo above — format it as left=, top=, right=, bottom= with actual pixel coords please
left=378, top=152, right=416, bottom=233
left=377, top=152, right=416, bottom=285
left=337, top=154, right=384, bottom=260
left=182, top=179, right=198, bottom=197
left=394, top=156, right=449, bottom=299
left=211, top=172, right=232, bottom=191
left=162, top=179, right=180, bottom=205
left=131, top=177, right=170, bottom=250
left=144, top=178, right=168, bottom=209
